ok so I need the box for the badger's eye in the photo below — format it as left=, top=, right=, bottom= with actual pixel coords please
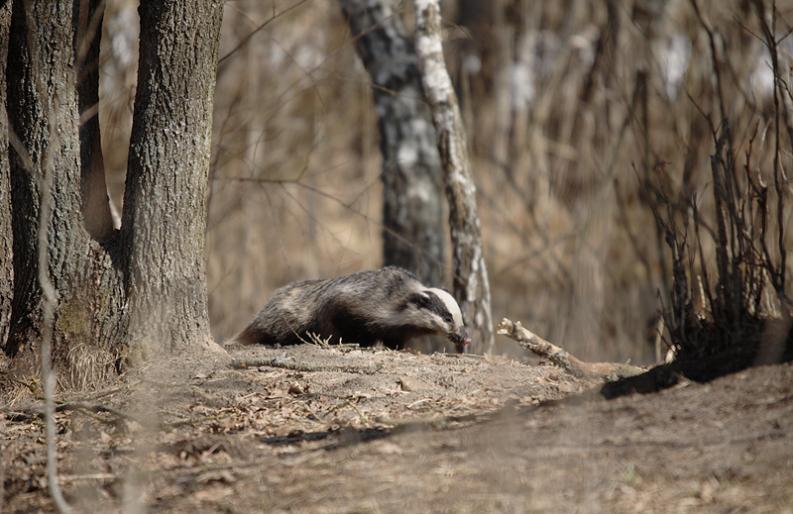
left=442, top=313, right=453, bottom=323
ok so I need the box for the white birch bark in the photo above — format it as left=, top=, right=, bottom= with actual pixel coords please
left=413, top=0, right=494, bottom=352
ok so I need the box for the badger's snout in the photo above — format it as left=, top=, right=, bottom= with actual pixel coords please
left=448, top=328, right=471, bottom=353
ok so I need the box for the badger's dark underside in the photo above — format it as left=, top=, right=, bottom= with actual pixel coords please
left=247, top=304, right=436, bottom=349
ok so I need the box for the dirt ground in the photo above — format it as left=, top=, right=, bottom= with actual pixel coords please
left=2, top=343, right=793, bottom=513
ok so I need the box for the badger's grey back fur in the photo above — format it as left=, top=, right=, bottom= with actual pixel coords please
left=233, top=266, right=468, bottom=350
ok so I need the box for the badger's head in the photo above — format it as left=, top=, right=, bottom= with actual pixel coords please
left=404, top=288, right=470, bottom=351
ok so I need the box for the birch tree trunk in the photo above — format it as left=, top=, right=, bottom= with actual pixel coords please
left=413, top=0, right=494, bottom=352
left=339, top=0, right=445, bottom=286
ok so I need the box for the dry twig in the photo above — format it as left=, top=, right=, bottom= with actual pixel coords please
left=497, top=318, right=644, bottom=380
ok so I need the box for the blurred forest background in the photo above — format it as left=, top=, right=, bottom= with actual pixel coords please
left=96, top=0, right=793, bottom=364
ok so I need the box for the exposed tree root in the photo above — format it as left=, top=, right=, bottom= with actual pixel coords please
left=497, top=318, right=645, bottom=380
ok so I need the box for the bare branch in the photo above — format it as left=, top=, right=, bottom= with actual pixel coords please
left=218, top=0, right=311, bottom=67
left=497, top=318, right=645, bottom=380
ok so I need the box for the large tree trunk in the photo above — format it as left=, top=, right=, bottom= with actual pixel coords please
left=2, top=0, right=225, bottom=384
left=413, top=0, right=494, bottom=352
left=339, top=0, right=446, bottom=286
left=0, top=0, right=12, bottom=360
left=6, top=0, right=124, bottom=383
left=121, top=0, right=223, bottom=355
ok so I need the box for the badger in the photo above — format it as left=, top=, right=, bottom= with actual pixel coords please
left=231, top=266, right=470, bottom=351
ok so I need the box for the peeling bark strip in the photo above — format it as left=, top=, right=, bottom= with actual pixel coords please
left=122, top=0, right=224, bottom=353
left=497, top=319, right=645, bottom=380
left=413, top=0, right=494, bottom=352
left=0, top=0, right=12, bottom=356
left=339, top=0, right=445, bottom=286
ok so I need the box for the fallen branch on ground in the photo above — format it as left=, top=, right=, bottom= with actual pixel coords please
left=497, top=318, right=644, bottom=380
left=231, top=356, right=382, bottom=374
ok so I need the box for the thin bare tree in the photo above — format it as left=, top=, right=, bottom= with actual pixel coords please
left=413, top=0, right=494, bottom=352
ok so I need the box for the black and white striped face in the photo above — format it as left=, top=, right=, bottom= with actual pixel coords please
left=406, top=288, right=470, bottom=350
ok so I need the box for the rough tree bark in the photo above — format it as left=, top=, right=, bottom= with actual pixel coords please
left=339, top=0, right=445, bottom=286
left=1, top=0, right=225, bottom=383
left=0, top=0, right=12, bottom=359
left=413, top=0, right=494, bottom=352
left=122, top=0, right=223, bottom=354
left=6, top=0, right=124, bottom=381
